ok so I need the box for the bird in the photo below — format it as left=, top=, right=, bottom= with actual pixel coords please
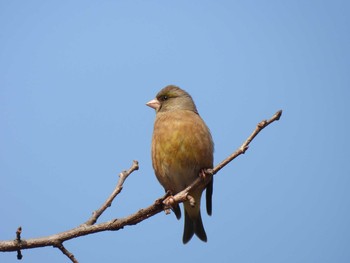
left=146, top=85, right=214, bottom=244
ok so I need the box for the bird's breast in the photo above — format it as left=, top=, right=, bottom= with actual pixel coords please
left=151, top=110, right=213, bottom=194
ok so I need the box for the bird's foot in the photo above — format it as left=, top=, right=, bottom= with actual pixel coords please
left=199, top=168, right=213, bottom=180
left=163, top=195, right=176, bottom=207
left=186, top=194, right=196, bottom=207
left=163, top=195, right=176, bottom=215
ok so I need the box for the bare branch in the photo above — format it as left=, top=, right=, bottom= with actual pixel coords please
left=163, top=110, right=283, bottom=206
left=0, top=197, right=165, bottom=252
left=212, top=109, right=282, bottom=174
left=54, top=242, right=78, bottom=263
left=85, top=160, right=139, bottom=225
left=0, top=110, right=282, bottom=262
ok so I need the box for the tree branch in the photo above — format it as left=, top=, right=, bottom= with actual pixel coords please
left=212, top=109, right=282, bottom=174
left=54, top=242, right=78, bottom=263
left=0, top=110, right=282, bottom=262
left=163, top=110, right=283, bottom=207
left=84, top=160, right=139, bottom=226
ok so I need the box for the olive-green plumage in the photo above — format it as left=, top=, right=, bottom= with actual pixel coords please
left=147, top=85, right=214, bottom=244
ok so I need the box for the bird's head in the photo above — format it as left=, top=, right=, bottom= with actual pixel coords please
left=146, top=85, right=198, bottom=114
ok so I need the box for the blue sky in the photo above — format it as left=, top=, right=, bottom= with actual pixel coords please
left=1, top=1, right=349, bottom=262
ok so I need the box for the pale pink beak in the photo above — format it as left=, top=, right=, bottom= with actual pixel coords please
left=146, top=98, right=160, bottom=110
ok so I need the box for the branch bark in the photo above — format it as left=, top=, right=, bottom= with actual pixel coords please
left=0, top=110, right=282, bottom=262
left=84, top=160, right=139, bottom=226
left=162, top=110, right=282, bottom=207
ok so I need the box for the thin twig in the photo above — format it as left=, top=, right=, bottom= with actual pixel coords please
left=15, top=227, right=22, bottom=260
left=164, top=110, right=283, bottom=206
left=85, top=160, right=139, bottom=225
left=54, top=242, right=78, bottom=263
left=212, top=109, right=282, bottom=174
left=16, top=227, right=22, bottom=241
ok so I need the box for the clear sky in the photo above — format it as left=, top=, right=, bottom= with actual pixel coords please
left=1, top=1, right=349, bottom=262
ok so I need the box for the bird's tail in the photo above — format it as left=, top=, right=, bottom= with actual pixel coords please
left=182, top=202, right=207, bottom=244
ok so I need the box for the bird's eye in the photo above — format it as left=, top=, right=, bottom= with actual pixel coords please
left=160, top=95, right=168, bottom=101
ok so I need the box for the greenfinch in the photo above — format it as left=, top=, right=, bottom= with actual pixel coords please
left=147, top=85, right=214, bottom=244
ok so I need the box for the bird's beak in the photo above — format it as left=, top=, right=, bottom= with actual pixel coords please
left=146, top=98, right=160, bottom=110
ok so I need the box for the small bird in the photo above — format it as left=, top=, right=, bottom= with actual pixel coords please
left=147, top=85, right=214, bottom=243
